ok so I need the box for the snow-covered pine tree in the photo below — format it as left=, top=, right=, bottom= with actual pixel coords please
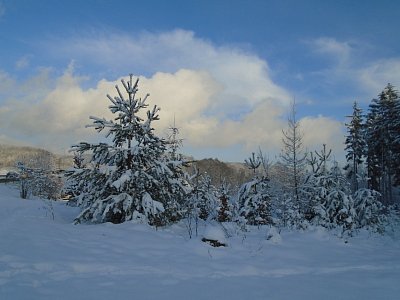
left=164, top=117, right=192, bottom=222
left=303, top=144, right=332, bottom=220
left=303, top=161, right=356, bottom=233
left=62, top=152, right=86, bottom=204
left=344, top=101, right=366, bottom=193
left=327, top=163, right=356, bottom=232
left=216, top=179, right=232, bottom=223
left=183, top=170, right=218, bottom=237
left=73, top=151, right=85, bottom=169
left=66, top=75, right=190, bottom=225
left=365, top=84, right=400, bottom=204
left=166, top=116, right=184, bottom=161
left=192, top=173, right=219, bottom=221
left=183, top=169, right=201, bottom=238
left=353, top=188, right=386, bottom=233
left=365, top=102, right=381, bottom=193
left=238, top=153, right=273, bottom=226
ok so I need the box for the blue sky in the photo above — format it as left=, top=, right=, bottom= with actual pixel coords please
left=0, top=0, right=399, bottom=162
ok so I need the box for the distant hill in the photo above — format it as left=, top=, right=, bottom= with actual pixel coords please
left=188, top=158, right=253, bottom=189
left=0, top=144, right=252, bottom=188
left=0, top=144, right=73, bottom=171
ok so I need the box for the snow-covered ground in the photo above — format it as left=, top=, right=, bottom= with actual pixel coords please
left=1, top=183, right=399, bottom=300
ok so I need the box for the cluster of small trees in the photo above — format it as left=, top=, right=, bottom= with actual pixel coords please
left=261, top=101, right=388, bottom=235
left=61, top=76, right=398, bottom=236
left=63, top=76, right=273, bottom=229
left=16, top=153, right=62, bottom=200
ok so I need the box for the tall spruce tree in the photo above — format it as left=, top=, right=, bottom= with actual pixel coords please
left=366, top=84, right=400, bottom=204
left=344, top=101, right=366, bottom=192
left=66, top=75, right=190, bottom=225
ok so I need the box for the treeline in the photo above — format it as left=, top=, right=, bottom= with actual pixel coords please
left=345, top=84, right=400, bottom=205
left=10, top=75, right=399, bottom=238
left=58, top=75, right=399, bottom=237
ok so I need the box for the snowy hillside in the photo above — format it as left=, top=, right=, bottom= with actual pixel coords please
left=1, top=183, right=399, bottom=300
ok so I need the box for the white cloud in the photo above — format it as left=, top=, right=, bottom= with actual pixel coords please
left=0, top=66, right=106, bottom=150
left=357, top=59, right=400, bottom=96
left=310, top=37, right=352, bottom=65
left=15, top=55, right=31, bottom=70
left=0, top=31, right=350, bottom=161
left=306, top=37, right=400, bottom=102
left=45, top=30, right=291, bottom=112
left=300, top=115, right=345, bottom=160
left=0, top=67, right=346, bottom=161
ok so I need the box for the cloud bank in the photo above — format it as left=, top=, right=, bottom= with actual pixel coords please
left=0, top=30, right=346, bottom=161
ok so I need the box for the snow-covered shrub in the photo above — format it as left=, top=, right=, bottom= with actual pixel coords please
left=202, top=222, right=227, bottom=247
left=238, top=177, right=273, bottom=226
left=385, top=204, right=400, bottom=236
left=353, top=188, right=386, bottom=233
left=326, top=189, right=356, bottom=233
left=302, top=165, right=356, bottom=233
left=266, top=226, right=282, bottom=244
left=275, top=193, right=305, bottom=229
left=216, top=181, right=232, bottom=223
left=62, top=152, right=86, bottom=204
left=17, top=162, right=62, bottom=200
left=186, top=173, right=219, bottom=221
left=197, top=174, right=219, bottom=220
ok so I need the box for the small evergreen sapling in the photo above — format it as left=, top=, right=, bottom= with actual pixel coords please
left=238, top=153, right=273, bottom=226
left=191, top=172, right=219, bottom=221
left=303, top=161, right=357, bottom=233
left=217, top=180, right=232, bottom=222
left=62, top=152, right=86, bottom=204
left=353, top=188, right=386, bottom=233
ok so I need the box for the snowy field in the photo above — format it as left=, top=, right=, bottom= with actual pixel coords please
left=1, top=183, right=399, bottom=300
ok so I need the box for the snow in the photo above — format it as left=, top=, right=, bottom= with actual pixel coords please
left=203, top=223, right=227, bottom=244
left=0, top=169, right=10, bottom=176
left=266, top=226, right=282, bottom=244
left=142, top=192, right=165, bottom=215
left=1, top=183, right=400, bottom=300
left=111, top=170, right=132, bottom=190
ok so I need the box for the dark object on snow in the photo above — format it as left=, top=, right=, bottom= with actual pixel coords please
left=6, top=172, right=19, bottom=180
left=0, top=172, right=20, bottom=183
left=201, top=237, right=226, bottom=247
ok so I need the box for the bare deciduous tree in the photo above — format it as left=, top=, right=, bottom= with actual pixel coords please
left=280, top=100, right=307, bottom=206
